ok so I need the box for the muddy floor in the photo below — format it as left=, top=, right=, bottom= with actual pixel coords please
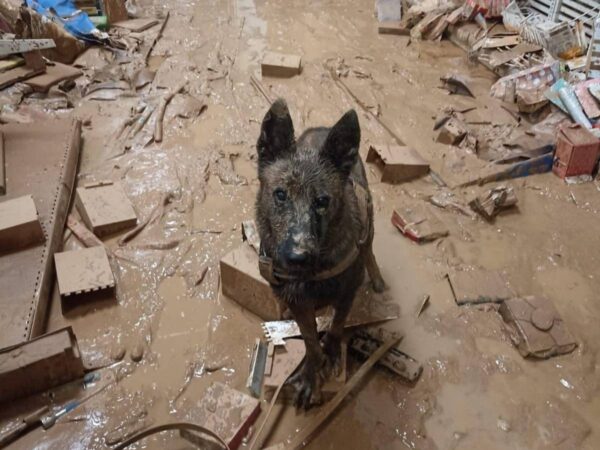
left=3, top=0, right=600, bottom=449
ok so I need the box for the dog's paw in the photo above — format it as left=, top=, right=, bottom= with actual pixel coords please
left=286, top=360, right=324, bottom=410
left=321, top=333, right=343, bottom=377
left=372, top=277, right=386, bottom=293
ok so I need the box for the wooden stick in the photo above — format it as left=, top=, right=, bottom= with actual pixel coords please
left=66, top=215, right=104, bottom=248
left=154, top=81, right=187, bottom=143
left=250, top=75, right=273, bottom=104
left=264, top=337, right=400, bottom=450
left=144, top=11, right=170, bottom=63
left=249, top=356, right=303, bottom=450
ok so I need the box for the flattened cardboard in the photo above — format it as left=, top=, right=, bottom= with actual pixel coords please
left=0, top=327, right=85, bottom=403
left=220, top=242, right=283, bottom=320
left=0, top=195, right=45, bottom=253
left=366, top=144, right=429, bottom=183
left=113, top=18, right=159, bottom=32
left=499, top=296, right=577, bottom=359
left=75, top=181, right=137, bottom=236
left=261, top=52, right=301, bottom=78
left=263, top=339, right=347, bottom=403
left=54, top=246, right=115, bottom=297
left=0, top=119, right=81, bottom=347
left=447, top=270, right=515, bottom=305
left=0, top=64, right=44, bottom=90
left=391, top=203, right=448, bottom=243
left=25, top=62, right=82, bottom=93
left=179, top=382, right=260, bottom=450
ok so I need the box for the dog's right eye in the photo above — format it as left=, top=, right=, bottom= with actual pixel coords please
left=273, top=189, right=287, bottom=203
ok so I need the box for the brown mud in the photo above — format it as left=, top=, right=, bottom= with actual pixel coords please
left=2, top=0, right=600, bottom=449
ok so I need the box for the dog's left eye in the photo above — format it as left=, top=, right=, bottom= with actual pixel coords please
left=274, top=188, right=287, bottom=202
left=315, top=196, right=330, bottom=209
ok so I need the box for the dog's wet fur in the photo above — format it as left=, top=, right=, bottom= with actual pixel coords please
left=255, top=99, right=385, bottom=409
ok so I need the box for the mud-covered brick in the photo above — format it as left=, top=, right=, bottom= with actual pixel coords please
left=0, top=195, right=45, bottom=253
left=435, top=118, right=468, bottom=145
left=179, top=382, right=260, bottom=450
left=499, top=296, right=577, bottom=359
left=553, top=124, right=600, bottom=179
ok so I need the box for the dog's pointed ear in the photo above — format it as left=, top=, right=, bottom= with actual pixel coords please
left=257, top=98, right=295, bottom=168
left=322, top=110, right=360, bottom=175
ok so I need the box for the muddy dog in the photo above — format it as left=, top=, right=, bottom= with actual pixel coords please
left=255, top=99, right=385, bottom=409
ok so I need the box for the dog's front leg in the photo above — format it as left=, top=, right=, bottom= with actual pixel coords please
left=285, top=300, right=325, bottom=409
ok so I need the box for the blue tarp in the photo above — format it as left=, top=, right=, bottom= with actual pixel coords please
left=25, top=0, right=101, bottom=42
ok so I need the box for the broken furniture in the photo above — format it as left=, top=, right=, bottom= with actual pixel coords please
left=391, top=202, right=449, bottom=243
left=349, top=328, right=422, bottom=382
left=263, top=339, right=347, bottom=403
left=75, top=180, right=137, bottom=236
left=0, top=119, right=81, bottom=348
left=552, top=124, right=600, bottom=179
left=54, top=246, right=115, bottom=297
left=0, top=327, right=85, bottom=403
left=469, top=185, right=518, bottom=221
left=179, top=382, right=260, bottom=450
left=220, top=242, right=284, bottom=320
left=261, top=51, right=301, bottom=78
left=366, top=144, right=429, bottom=183
left=0, top=195, right=45, bottom=253
left=499, top=296, right=577, bottom=359
left=447, top=270, right=515, bottom=305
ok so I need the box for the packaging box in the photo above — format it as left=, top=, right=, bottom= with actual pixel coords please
left=220, top=243, right=284, bottom=321
left=0, top=327, right=85, bottom=403
left=54, top=246, right=115, bottom=297
left=366, top=144, right=429, bottom=183
left=0, top=194, right=45, bottom=253
left=261, top=52, right=301, bottom=78
left=553, top=124, right=600, bottom=179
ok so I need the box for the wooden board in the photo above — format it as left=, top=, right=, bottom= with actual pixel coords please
left=0, top=65, right=44, bottom=90
left=25, top=62, right=82, bottom=93
left=0, top=119, right=81, bottom=347
left=113, top=18, right=159, bottom=32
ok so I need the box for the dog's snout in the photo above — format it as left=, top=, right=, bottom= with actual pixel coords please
left=285, top=247, right=309, bottom=265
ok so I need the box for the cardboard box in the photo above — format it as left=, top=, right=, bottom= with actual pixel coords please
left=553, top=125, right=600, bottom=179
left=366, top=144, right=429, bottom=183
left=0, top=195, right=45, bottom=253
left=0, top=327, right=85, bottom=403
left=75, top=181, right=137, bottom=236
left=263, top=339, right=347, bottom=403
left=261, top=52, right=301, bottom=78
left=54, top=246, right=115, bottom=297
left=499, top=296, right=577, bottom=359
left=179, top=382, right=260, bottom=450
left=378, top=21, right=410, bottom=35
left=391, top=203, right=448, bottom=243
left=220, top=243, right=284, bottom=320
left=435, top=118, right=467, bottom=145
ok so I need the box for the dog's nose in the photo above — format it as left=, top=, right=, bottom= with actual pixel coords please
left=286, top=248, right=309, bottom=265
